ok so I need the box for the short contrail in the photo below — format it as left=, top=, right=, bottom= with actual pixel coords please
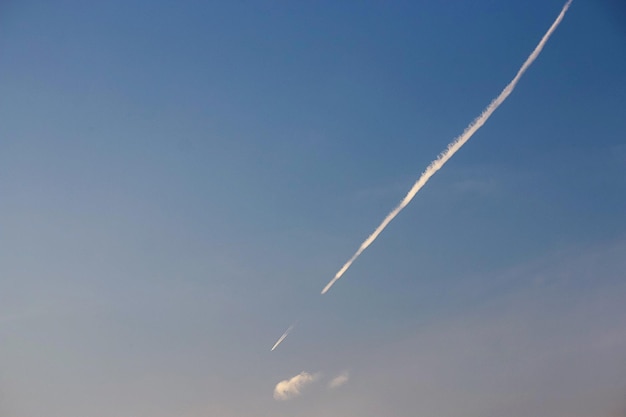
left=322, top=0, right=573, bottom=295
left=271, top=323, right=296, bottom=351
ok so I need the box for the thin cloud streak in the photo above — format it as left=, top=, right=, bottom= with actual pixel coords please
left=322, top=0, right=573, bottom=295
left=271, top=323, right=295, bottom=351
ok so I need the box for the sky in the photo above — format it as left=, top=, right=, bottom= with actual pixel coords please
left=1, top=0, right=625, bottom=416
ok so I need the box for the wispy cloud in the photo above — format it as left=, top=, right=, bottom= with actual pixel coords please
left=273, top=371, right=319, bottom=401
left=321, top=0, right=573, bottom=295
left=328, top=371, right=350, bottom=389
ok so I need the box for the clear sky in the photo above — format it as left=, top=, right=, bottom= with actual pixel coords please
left=1, top=1, right=625, bottom=416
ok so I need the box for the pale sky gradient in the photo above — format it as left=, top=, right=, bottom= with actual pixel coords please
left=2, top=1, right=626, bottom=416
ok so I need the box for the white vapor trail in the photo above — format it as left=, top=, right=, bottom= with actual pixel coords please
left=322, top=0, right=573, bottom=295
left=271, top=323, right=295, bottom=351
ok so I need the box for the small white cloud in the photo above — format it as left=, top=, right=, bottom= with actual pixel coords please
left=273, top=371, right=318, bottom=401
left=328, top=371, right=350, bottom=389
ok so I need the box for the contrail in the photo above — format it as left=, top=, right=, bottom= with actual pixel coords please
left=322, top=0, right=573, bottom=295
left=271, top=323, right=296, bottom=351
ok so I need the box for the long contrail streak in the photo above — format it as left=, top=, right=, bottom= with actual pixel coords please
left=271, top=324, right=295, bottom=351
left=322, top=0, right=573, bottom=295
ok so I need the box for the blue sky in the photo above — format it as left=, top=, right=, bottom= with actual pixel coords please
left=1, top=1, right=625, bottom=416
